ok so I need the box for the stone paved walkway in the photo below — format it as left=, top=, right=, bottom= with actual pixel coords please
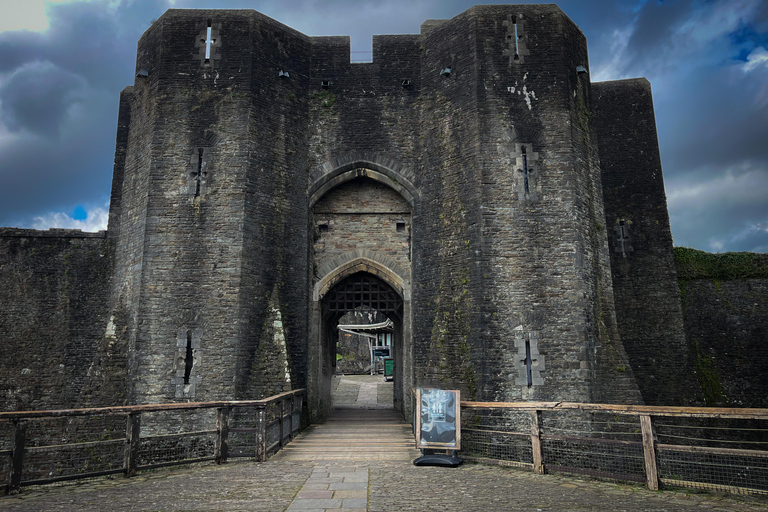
left=3, top=456, right=767, bottom=511
left=329, top=375, right=393, bottom=409
left=2, top=375, right=767, bottom=511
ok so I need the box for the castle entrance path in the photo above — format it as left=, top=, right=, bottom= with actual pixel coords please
left=4, top=453, right=764, bottom=512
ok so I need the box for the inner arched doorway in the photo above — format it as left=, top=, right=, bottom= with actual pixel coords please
left=309, top=264, right=413, bottom=421
left=308, top=173, right=413, bottom=421
left=324, top=272, right=403, bottom=400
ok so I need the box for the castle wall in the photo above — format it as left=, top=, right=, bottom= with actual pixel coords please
left=237, top=12, right=312, bottom=400
left=680, top=279, right=768, bottom=408
left=305, top=32, right=423, bottom=416
left=413, top=8, right=484, bottom=402
left=313, top=178, right=412, bottom=279
left=675, top=249, right=768, bottom=407
left=0, top=230, right=120, bottom=411
left=593, top=79, right=703, bottom=405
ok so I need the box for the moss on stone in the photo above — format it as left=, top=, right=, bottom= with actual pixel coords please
left=691, top=341, right=726, bottom=406
left=310, top=90, right=337, bottom=108
left=674, top=247, right=768, bottom=281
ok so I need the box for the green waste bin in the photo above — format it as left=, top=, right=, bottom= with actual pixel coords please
left=383, top=357, right=394, bottom=381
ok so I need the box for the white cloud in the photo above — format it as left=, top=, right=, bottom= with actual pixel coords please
left=741, top=46, right=768, bottom=109
left=597, top=0, right=763, bottom=92
left=743, top=47, right=768, bottom=73
left=674, top=0, right=757, bottom=49
left=30, top=202, right=108, bottom=232
left=591, top=25, right=634, bottom=82
left=667, top=164, right=768, bottom=208
left=705, top=218, right=768, bottom=253
left=730, top=218, right=768, bottom=241
left=667, top=162, right=768, bottom=252
left=0, top=0, right=109, bottom=34
left=707, top=238, right=725, bottom=252
left=0, top=0, right=48, bottom=32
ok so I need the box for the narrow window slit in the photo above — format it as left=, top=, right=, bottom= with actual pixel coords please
left=195, top=148, right=204, bottom=197
left=513, top=16, right=520, bottom=59
left=617, top=219, right=632, bottom=257
left=524, top=339, right=533, bottom=387
left=521, top=145, right=530, bottom=194
left=203, top=20, right=215, bottom=62
left=184, top=331, right=194, bottom=385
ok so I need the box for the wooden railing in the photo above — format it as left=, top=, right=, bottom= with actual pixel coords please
left=460, top=401, right=768, bottom=495
left=0, top=389, right=306, bottom=494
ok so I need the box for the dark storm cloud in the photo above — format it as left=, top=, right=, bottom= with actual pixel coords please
left=589, top=0, right=768, bottom=254
left=0, top=89, right=116, bottom=223
left=0, top=0, right=170, bottom=225
left=0, top=1, right=158, bottom=90
left=0, top=1, right=174, bottom=226
left=655, top=62, right=768, bottom=172
left=668, top=167, right=768, bottom=253
left=618, top=0, right=696, bottom=74
left=0, top=31, right=46, bottom=73
left=0, top=61, right=87, bottom=137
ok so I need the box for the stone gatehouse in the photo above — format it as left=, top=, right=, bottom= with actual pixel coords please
left=0, top=5, right=706, bottom=420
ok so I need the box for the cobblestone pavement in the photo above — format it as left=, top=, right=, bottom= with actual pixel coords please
left=3, top=375, right=767, bottom=511
left=3, top=457, right=767, bottom=511
left=331, top=374, right=393, bottom=408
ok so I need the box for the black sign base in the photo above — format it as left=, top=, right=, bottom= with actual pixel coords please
left=413, top=453, right=463, bottom=467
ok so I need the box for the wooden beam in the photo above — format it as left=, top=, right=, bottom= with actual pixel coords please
left=640, top=415, right=659, bottom=491
left=215, top=406, right=230, bottom=464
left=460, top=401, right=768, bottom=420
left=288, top=395, right=294, bottom=442
left=9, top=419, right=26, bottom=493
left=659, top=478, right=767, bottom=496
left=0, top=389, right=307, bottom=421
left=124, top=412, right=141, bottom=477
left=256, top=406, right=266, bottom=462
left=657, top=443, right=768, bottom=459
left=530, top=410, right=544, bottom=475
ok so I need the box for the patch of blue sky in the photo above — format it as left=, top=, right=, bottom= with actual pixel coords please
left=72, top=204, right=87, bottom=220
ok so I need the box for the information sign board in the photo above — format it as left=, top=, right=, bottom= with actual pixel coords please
left=414, top=388, right=461, bottom=450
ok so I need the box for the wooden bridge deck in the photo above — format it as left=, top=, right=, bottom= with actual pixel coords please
left=274, top=375, right=420, bottom=462
left=273, top=406, right=420, bottom=462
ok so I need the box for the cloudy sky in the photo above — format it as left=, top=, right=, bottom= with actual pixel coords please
left=0, top=0, right=766, bottom=252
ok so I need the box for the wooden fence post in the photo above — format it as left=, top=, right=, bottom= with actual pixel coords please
left=530, top=410, right=544, bottom=475
left=124, top=412, right=141, bottom=477
left=298, top=393, right=305, bottom=430
left=256, top=406, right=266, bottom=462
left=640, top=414, right=659, bottom=490
left=279, top=399, right=286, bottom=448
left=215, top=406, right=230, bottom=464
left=288, top=395, right=294, bottom=441
left=9, top=419, right=27, bottom=493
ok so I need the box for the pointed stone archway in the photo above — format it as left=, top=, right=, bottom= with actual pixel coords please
left=308, top=262, right=412, bottom=422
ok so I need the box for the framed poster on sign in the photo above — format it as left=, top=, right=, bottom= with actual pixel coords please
left=414, top=388, right=461, bottom=450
